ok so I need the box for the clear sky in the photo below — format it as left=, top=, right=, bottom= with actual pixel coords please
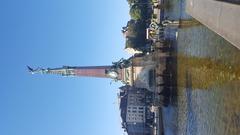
left=0, top=0, right=130, bottom=135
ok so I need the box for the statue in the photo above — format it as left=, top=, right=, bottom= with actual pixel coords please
left=27, top=66, right=48, bottom=74
left=112, top=58, right=131, bottom=69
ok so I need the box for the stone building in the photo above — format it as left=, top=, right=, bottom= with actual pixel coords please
left=119, top=85, right=154, bottom=135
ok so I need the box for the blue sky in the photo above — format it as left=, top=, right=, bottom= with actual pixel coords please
left=0, top=0, right=130, bottom=135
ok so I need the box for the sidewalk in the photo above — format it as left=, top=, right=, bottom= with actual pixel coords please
left=186, top=0, right=240, bottom=49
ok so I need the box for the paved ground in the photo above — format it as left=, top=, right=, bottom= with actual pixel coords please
left=186, top=0, right=240, bottom=50
left=159, top=0, right=240, bottom=135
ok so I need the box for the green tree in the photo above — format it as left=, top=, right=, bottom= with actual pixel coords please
left=127, top=20, right=146, bottom=38
left=127, top=0, right=138, bottom=4
left=126, top=20, right=138, bottom=37
left=129, top=5, right=144, bottom=20
left=125, top=37, right=140, bottom=50
left=124, top=19, right=147, bottom=52
left=127, top=0, right=149, bottom=4
left=125, top=37, right=146, bottom=52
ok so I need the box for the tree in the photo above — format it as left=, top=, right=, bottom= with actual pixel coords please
left=129, top=5, right=144, bottom=20
left=124, top=19, right=148, bottom=52
left=127, top=0, right=149, bottom=5
left=122, top=19, right=146, bottom=38
left=126, top=20, right=138, bottom=37
left=125, top=37, right=146, bottom=52
left=127, top=0, right=138, bottom=4
left=125, top=37, right=137, bottom=49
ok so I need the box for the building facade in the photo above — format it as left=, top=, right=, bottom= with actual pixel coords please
left=119, top=85, right=154, bottom=135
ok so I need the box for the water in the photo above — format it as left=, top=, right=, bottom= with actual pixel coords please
left=161, top=0, right=240, bottom=135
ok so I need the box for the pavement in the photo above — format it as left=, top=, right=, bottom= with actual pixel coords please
left=186, top=0, right=240, bottom=49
